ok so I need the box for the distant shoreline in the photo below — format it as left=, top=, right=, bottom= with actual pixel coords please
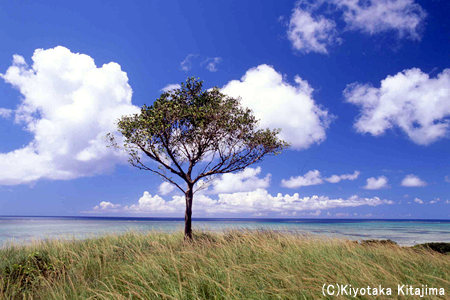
left=1, top=215, right=449, bottom=222
left=1, top=229, right=449, bottom=250
left=1, top=216, right=449, bottom=247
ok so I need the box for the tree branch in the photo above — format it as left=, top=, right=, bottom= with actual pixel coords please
left=130, top=158, right=185, bottom=193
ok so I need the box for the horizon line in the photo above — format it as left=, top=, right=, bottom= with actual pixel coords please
left=1, top=215, right=449, bottom=221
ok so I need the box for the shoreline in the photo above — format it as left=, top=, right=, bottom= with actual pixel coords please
left=2, top=215, right=450, bottom=221
left=1, top=228, right=449, bottom=248
left=2, top=217, right=449, bottom=248
left=1, top=229, right=449, bottom=252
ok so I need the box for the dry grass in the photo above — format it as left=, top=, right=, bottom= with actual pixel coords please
left=0, top=230, right=448, bottom=299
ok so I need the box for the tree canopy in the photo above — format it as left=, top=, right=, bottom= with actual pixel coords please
left=110, top=78, right=288, bottom=238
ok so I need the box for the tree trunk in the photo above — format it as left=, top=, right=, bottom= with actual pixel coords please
left=184, top=187, right=193, bottom=240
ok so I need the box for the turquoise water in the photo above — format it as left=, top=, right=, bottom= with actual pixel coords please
left=1, top=217, right=449, bottom=247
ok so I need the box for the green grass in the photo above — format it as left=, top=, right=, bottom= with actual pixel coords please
left=0, top=231, right=448, bottom=299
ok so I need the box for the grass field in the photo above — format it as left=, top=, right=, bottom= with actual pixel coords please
left=0, top=231, right=448, bottom=299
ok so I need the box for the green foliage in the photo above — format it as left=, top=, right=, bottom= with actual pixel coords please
left=360, top=239, right=398, bottom=246
left=110, top=77, right=288, bottom=191
left=109, top=78, right=288, bottom=237
left=1, top=250, right=55, bottom=294
left=414, top=242, right=450, bottom=254
left=1, top=232, right=449, bottom=299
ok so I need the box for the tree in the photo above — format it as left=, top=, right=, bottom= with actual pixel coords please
left=109, top=78, right=288, bottom=239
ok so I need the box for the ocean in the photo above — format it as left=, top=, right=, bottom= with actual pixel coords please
left=1, top=216, right=449, bottom=247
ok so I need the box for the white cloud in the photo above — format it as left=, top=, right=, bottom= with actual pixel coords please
left=94, top=201, right=121, bottom=211
left=325, top=170, right=360, bottom=183
left=180, top=54, right=197, bottom=72
left=92, top=189, right=392, bottom=216
left=445, top=176, right=450, bottom=183
left=181, top=54, right=221, bottom=72
left=430, top=198, right=440, bottom=204
left=281, top=170, right=323, bottom=188
left=0, top=108, right=12, bottom=118
left=222, top=64, right=331, bottom=150
left=287, top=7, right=339, bottom=54
left=344, top=68, right=450, bottom=145
left=202, top=57, right=222, bottom=72
left=210, top=167, right=270, bottom=194
left=285, top=1, right=426, bottom=54
left=0, top=46, right=139, bottom=185
left=401, top=174, right=426, bottom=187
left=161, top=83, right=181, bottom=92
left=282, top=169, right=359, bottom=188
left=413, top=197, right=423, bottom=204
left=334, top=0, right=426, bottom=40
left=364, top=176, right=388, bottom=190
left=126, top=191, right=181, bottom=213
left=158, top=181, right=176, bottom=195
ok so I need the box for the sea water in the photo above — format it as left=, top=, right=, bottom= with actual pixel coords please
left=0, top=216, right=449, bottom=247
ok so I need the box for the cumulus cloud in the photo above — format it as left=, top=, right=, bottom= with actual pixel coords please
left=209, top=167, right=270, bottom=194
left=202, top=57, right=222, bottom=72
left=285, top=1, right=426, bottom=53
left=325, top=170, right=360, bottom=183
left=334, top=0, right=426, bottom=40
left=222, top=64, right=331, bottom=150
left=364, top=176, right=388, bottom=190
left=158, top=181, right=176, bottom=195
left=401, top=174, right=426, bottom=187
left=430, top=198, right=440, bottom=204
left=287, top=7, right=339, bottom=54
left=0, top=46, right=139, bottom=185
left=126, top=192, right=181, bottom=213
left=413, top=197, right=423, bottom=204
left=281, top=169, right=360, bottom=188
left=344, top=68, right=450, bottom=145
left=161, top=83, right=181, bottom=92
left=281, top=170, right=323, bottom=188
left=92, top=189, right=392, bottom=216
left=94, top=201, right=121, bottom=211
left=0, top=108, right=12, bottom=118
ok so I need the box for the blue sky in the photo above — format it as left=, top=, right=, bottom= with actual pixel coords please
left=0, top=0, right=448, bottom=218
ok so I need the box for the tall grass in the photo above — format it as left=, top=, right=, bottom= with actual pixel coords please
left=0, top=231, right=448, bottom=299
